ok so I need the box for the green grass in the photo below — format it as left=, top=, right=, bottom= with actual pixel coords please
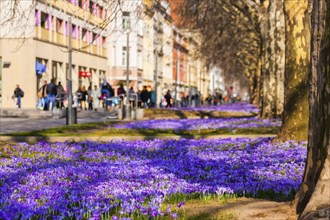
left=6, top=126, right=279, bottom=137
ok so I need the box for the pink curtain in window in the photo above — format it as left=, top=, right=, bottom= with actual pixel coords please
left=92, top=3, right=96, bottom=15
left=65, top=22, right=68, bottom=36
left=83, top=0, right=88, bottom=10
left=72, top=26, right=77, bottom=38
left=35, top=10, right=39, bottom=26
left=96, top=5, right=100, bottom=17
left=47, top=15, right=51, bottom=29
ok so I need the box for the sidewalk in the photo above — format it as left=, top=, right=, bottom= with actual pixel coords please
left=0, top=108, right=118, bottom=134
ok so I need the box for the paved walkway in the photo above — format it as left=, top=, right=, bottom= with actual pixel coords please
left=0, top=109, right=117, bottom=134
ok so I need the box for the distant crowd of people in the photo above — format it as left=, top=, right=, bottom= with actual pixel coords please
left=205, top=86, right=240, bottom=105
left=13, top=80, right=238, bottom=110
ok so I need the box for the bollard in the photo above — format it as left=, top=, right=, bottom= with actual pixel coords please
left=66, top=107, right=77, bottom=124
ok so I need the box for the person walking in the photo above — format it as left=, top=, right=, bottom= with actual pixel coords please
left=165, top=90, right=172, bottom=108
left=56, top=81, right=65, bottom=109
left=37, top=80, right=47, bottom=110
left=13, top=84, right=24, bottom=108
left=87, top=86, right=93, bottom=110
left=80, top=85, right=88, bottom=110
left=129, top=87, right=136, bottom=107
left=46, top=78, right=57, bottom=111
left=91, top=85, right=100, bottom=111
left=101, top=79, right=114, bottom=110
left=140, top=86, right=149, bottom=108
left=117, top=84, right=126, bottom=108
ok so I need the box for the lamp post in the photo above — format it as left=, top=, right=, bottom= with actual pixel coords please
left=67, top=17, right=74, bottom=125
left=174, top=48, right=180, bottom=107
left=125, top=31, right=130, bottom=118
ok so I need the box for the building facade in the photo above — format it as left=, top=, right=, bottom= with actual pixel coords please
left=0, top=0, right=108, bottom=109
left=0, top=0, right=212, bottom=109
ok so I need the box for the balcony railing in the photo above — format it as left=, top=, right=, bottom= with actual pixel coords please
left=35, top=27, right=106, bottom=58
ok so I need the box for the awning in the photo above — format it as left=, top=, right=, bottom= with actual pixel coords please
left=36, top=61, right=46, bottom=75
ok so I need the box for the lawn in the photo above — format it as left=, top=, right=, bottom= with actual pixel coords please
left=7, top=117, right=281, bottom=137
left=0, top=138, right=306, bottom=219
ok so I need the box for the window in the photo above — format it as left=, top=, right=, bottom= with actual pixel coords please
left=72, top=25, right=77, bottom=38
left=138, top=50, right=142, bottom=69
left=78, top=66, right=87, bottom=88
left=99, top=70, right=106, bottom=87
left=99, top=6, right=104, bottom=19
left=102, top=37, right=106, bottom=48
left=40, top=12, right=49, bottom=29
left=35, top=10, right=39, bottom=26
left=56, top=18, right=64, bottom=34
left=92, top=32, right=98, bottom=45
left=52, top=61, right=61, bottom=84
left=89, top=0, right=93, bottom=13
left=122, top=47, right=127, bottom=66
left=122, top=12, right=130, bottom=30
left=82, top=28, right=88, bottom=42
left=66, top=63, right=75, bottom=80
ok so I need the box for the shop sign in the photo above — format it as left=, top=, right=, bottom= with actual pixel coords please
left=79, top=71, right=92, bottom=77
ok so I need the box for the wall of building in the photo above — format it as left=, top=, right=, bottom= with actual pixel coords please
left=0, top=39, right=35, bottom=108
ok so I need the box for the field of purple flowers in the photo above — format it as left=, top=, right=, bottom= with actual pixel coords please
left=0, top=138, right=306, bottom=219
left=172, top=103, right=259, bottom=113
left=113, top=117, right=281, bottom=131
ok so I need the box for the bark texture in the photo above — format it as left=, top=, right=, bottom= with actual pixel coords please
left=274, top=0, right=285, bottom=116
left=259, top=0, right=285, bottom=118
left=278, top=0, right=311, bottom=141
left=295, top=0, right=330, bottom=219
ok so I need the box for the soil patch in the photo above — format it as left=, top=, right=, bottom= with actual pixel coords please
left=183, top=197, right=297, bottom=220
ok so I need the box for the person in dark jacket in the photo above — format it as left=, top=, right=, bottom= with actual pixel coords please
left=56, top=82, right=65, bottom=109
left=100, top=79, right=114, bottom=110
left=164, top=90, right=172, bottom=108
left=117, top=84, right=126, bottom=108
left=80, top=85, right=88, bottom=110
left=14, top=84, right=24, bottom=108
left=117, top=84, right=126, bottom=96
left=46, top=78, right=57, bottom=111
left=140, top=86, right=150, bottom=108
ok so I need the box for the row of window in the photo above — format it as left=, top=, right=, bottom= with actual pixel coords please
left=66, top=0, right=107, bottom=19
left=35, top=10, right=106, bottom=47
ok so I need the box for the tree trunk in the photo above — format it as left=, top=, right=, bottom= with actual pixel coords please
left=250, top=56, right=261, bottom=105
left=259, top=0, right=285, bottom=118
left=278, top=0, right=311, bottom=141
left=274, top=0, right=285, bottom=116
left=294, top=0, right=330, bottom=219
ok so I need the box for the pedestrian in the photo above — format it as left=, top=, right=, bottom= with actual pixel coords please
left=140, top=86, right=149, bottom=108
left=37, top=80, right=47, bottom=110
left=165, top=90, right=172, bottom=108
left=101, top=79, right=114, bottom=110
left=149, top=89, right=156, bottom=107
left=13, top=84, right=24, bottom=108
left=46, top=78, right=57, bottom=111
left=227, top=86, right=233, bottom=103
left=87, top=86, right=93, bottom=110
left=129, top=87, right=136, bottom=107
left=56, top=82, right=65, bottom=109
left=91, top=85, right=100, bottom=111
left=80, top=85, right=88, bottom=110
left=117, top=84, right=126, bottom=108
